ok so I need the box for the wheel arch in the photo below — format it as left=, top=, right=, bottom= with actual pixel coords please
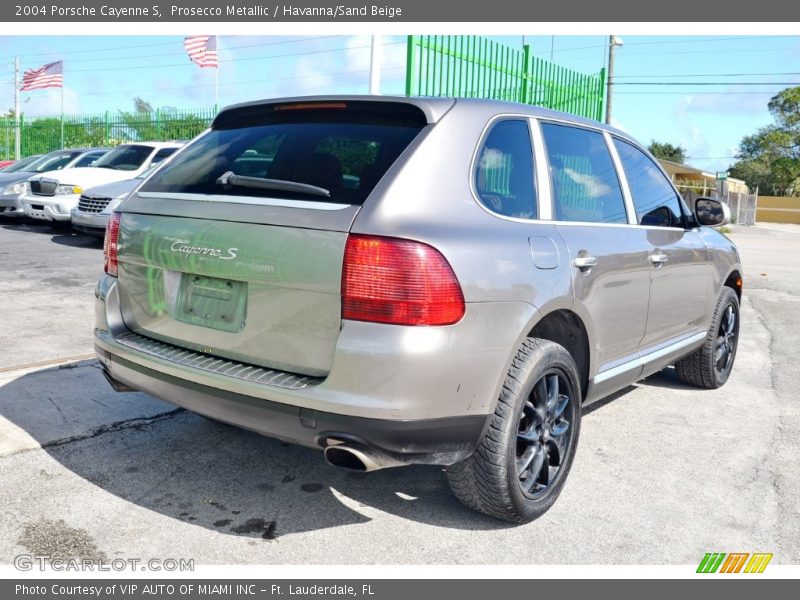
left=525, top=308, right=592, bottom=402
left=723, top=268, right=743, bottom=300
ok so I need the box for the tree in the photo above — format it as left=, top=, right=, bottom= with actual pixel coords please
left=729, top=86, right=800, bottom=196
left=118, top=98, right=212, bottom=143
left=133, top=97, right=154, bottom=113
left=648, top=141, right=687, bottom=164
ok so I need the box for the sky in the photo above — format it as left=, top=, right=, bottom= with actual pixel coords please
left=0, top=34, right=798, bottom=173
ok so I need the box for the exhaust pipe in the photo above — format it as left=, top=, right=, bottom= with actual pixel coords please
left=323, top=441, right=407, bottom=472
left=101, top=368, right=135, bottom=392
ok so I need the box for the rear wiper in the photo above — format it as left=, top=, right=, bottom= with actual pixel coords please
left=216, top=171, right=330, bottom=198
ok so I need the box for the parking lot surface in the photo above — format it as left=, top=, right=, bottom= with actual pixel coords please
left=1, top=219, right=798, bottom=564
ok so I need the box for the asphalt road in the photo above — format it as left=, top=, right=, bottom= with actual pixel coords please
left=0, top=218, right=798, bottom=565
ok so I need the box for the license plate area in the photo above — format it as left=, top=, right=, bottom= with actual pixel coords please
left=176, top=274, right=247, bottom=333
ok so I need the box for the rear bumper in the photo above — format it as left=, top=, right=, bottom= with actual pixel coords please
left=95, top=273, right=538, bottom=464
left=96, top=346, right=486, bottom=464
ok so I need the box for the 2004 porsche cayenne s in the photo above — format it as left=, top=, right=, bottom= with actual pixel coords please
left=95, top=96, right=742, bottom=522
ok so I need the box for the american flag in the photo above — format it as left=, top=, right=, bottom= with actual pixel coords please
left=184, top=35, right=218, bottom=68
left=21, top=61, right=63, bottom=91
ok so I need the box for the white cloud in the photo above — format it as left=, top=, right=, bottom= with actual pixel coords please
left=21, top=86, right=80, bottom=116
left=677, top=88, right=768, bottom=118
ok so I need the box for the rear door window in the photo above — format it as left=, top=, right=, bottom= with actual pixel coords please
left=474, top=119, right=537, bottom=219
left=541, top=122, right=627, bottom=224
left=140, top=102, right=427, bottom=205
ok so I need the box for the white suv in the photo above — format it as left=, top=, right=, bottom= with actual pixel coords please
left=21, top=142, right=182, bottom=224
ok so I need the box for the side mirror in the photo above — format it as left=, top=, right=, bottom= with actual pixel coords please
left=694, top=197, right=730, bottom=227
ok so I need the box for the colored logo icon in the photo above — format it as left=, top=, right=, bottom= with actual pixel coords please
left=697, top=552, right=773, bottom=573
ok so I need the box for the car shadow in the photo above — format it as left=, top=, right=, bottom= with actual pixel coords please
left=1, top=220, right=103, bottom=249
left=638, top=366, right=698, bottom=391
left=0, top=363, right=512, bottom=541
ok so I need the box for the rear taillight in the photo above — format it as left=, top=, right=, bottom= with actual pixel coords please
left=104, top=212, right=121, bottom=277
left=342, top=234, right=465, bottom=326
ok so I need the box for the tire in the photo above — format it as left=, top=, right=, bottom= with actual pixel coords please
left=675, top=287, right=740, bottom=389
left=446, top=338, right=582, bottom=523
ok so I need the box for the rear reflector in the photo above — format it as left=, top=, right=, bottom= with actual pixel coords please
left=342, top=234, right=465, bottom=326
left=104, top=212, right=121, bottom=277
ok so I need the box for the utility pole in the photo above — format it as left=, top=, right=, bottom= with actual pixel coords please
left=605, top=36, right=623, bottom=125
left=369, top=35, right=382, bottom=95
left=14, top=56, right=20, bottom=160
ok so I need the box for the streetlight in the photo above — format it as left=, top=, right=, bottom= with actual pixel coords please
left=605, top=35, right=623, bottom=125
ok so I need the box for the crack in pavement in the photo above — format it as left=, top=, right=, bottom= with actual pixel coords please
left=0, top=408, right=185, bottom=458
left=744, top=290, right=796, bottom=560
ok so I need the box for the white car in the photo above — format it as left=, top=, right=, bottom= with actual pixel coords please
left=21, top=142, right=182, bottom=223
left=71, top=166, right=159, bottom=237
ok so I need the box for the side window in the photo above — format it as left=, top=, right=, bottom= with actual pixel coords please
left=541, top=122, right=627, bottom=224
left=76, top=152, right=106, bottom=167
left=151, top=147, right=178, bottom=165
left=613, top=138, right=684, bottom=227
left=474, top=119, right=537, bottom=220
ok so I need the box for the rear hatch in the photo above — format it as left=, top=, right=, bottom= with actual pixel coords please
left=115, top=100, right=430, bottom=377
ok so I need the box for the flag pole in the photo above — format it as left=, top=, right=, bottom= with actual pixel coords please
left=60, top=84, right=64, bottom=148
left=214, top=65, right=219, bottom=112
left=14, top=56, right=20, bottom=160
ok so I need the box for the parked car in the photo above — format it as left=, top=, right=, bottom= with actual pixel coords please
left=71, top=165, right=160, bottom=237
left=94, top=97, right=742, bottom=523
left=0, top=160, right=16, bottom=170
left=21, top=142, right=181, bottom=224
left=0, top=154, right=43, bottom=173
left=0, top=149, right=106, bottom=218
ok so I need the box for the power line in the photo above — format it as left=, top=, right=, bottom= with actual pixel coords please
left=17, top=35, right=339, bottom=58
left=622, top=35, right=798, bottom=46
left=74, top=66, right=406, bottom=97
left=31, top=35, right=345, bottom=65
left=615, top=81, right=800, bottom=86
left=615, top=71, right=800, bottom=78
left=62, top=41, right=403, bottom=74
left=616, top=91, right=782, bottom=95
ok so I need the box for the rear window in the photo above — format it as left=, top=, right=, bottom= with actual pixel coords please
left=139, top=102, right=427, bottom=205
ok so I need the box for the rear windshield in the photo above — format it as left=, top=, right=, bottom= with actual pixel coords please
left=139, top=103, right=427, bottom=205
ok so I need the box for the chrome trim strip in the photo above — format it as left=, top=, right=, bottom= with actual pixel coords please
left=135, top=192, right=351, bottom=211
left=529, top=118, right=553, bottom=220
left=593, top=332, right=706, bottom=384
left=604, top=130, right=637, bottom=225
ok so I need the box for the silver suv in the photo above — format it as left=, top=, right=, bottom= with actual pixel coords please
left=95, top=97, right=742, bottom=522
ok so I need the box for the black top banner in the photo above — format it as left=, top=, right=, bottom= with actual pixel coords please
left=2, top=0, right=799, bottom=22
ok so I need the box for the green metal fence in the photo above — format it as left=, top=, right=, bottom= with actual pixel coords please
left=0, top=107, right=217, bottom=160
left=405, top=35, right=606, bottom=121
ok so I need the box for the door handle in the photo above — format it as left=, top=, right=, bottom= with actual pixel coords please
left=573, top=256, right=598, bottom=269
left=649, top=253, right=669, bottom=265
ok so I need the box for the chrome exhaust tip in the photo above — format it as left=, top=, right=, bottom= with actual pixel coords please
left=323, top=442, right=406, bottom=472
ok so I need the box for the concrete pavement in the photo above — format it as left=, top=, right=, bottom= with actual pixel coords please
left=0, top=220, right=797, bottom=564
